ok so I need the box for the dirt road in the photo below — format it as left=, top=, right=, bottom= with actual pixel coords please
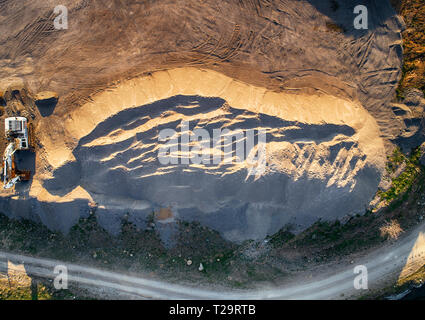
left=1, top=220, right=424, bottom=300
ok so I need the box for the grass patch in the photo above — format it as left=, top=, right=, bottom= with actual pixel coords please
left=378, top=147, right=421, bottom=204
left=266, top=226, right=295, bottom=248
left=399, top=264, right=425, bottom=287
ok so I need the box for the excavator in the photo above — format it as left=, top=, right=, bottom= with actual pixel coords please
left=1, top=117, right=32, bottom=189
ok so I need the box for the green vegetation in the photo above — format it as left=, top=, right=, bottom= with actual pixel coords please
left=0, top=278, right=76, bottom=300
left=378, top=147, right=421, bottom=205
left=0, top=211, right=274, bottom=290
left=292, top=217, right=382, bottom=257
left=0, top=147, right=424, bottom=296
left=396, top=63, right=418, bottom=100
left=0, top=282, right=51, bottom=300
left=266, top=147, right=425, bottom=261
left=266, top=226, right=295, bottom=248
left=399, top=264, right=425, bottom=287
left=396, top=0, right=425, bottom=100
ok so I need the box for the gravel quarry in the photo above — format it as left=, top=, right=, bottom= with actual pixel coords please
left=1, top=0, right=425, bottom=298
left=0, top=0, right=405, bottom=240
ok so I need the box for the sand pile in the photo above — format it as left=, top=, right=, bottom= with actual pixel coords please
left=5, top=68, right=385, bottom=242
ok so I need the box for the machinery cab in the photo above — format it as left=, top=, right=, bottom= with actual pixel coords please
left=2, top=117, right=32, bottom=189
left=5, top=117, right=29, bottom=150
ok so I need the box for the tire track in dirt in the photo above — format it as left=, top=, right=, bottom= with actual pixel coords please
left=9, top=11, right=57, bottom=59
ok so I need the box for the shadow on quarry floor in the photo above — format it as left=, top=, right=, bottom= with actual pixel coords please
left=15, top=149, right=35, bottom=195
left=38, top=95, right=380, bottom=242
left=36, top=98, right=58, bottom=118
left=42, top=94, right=356, bottom=198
